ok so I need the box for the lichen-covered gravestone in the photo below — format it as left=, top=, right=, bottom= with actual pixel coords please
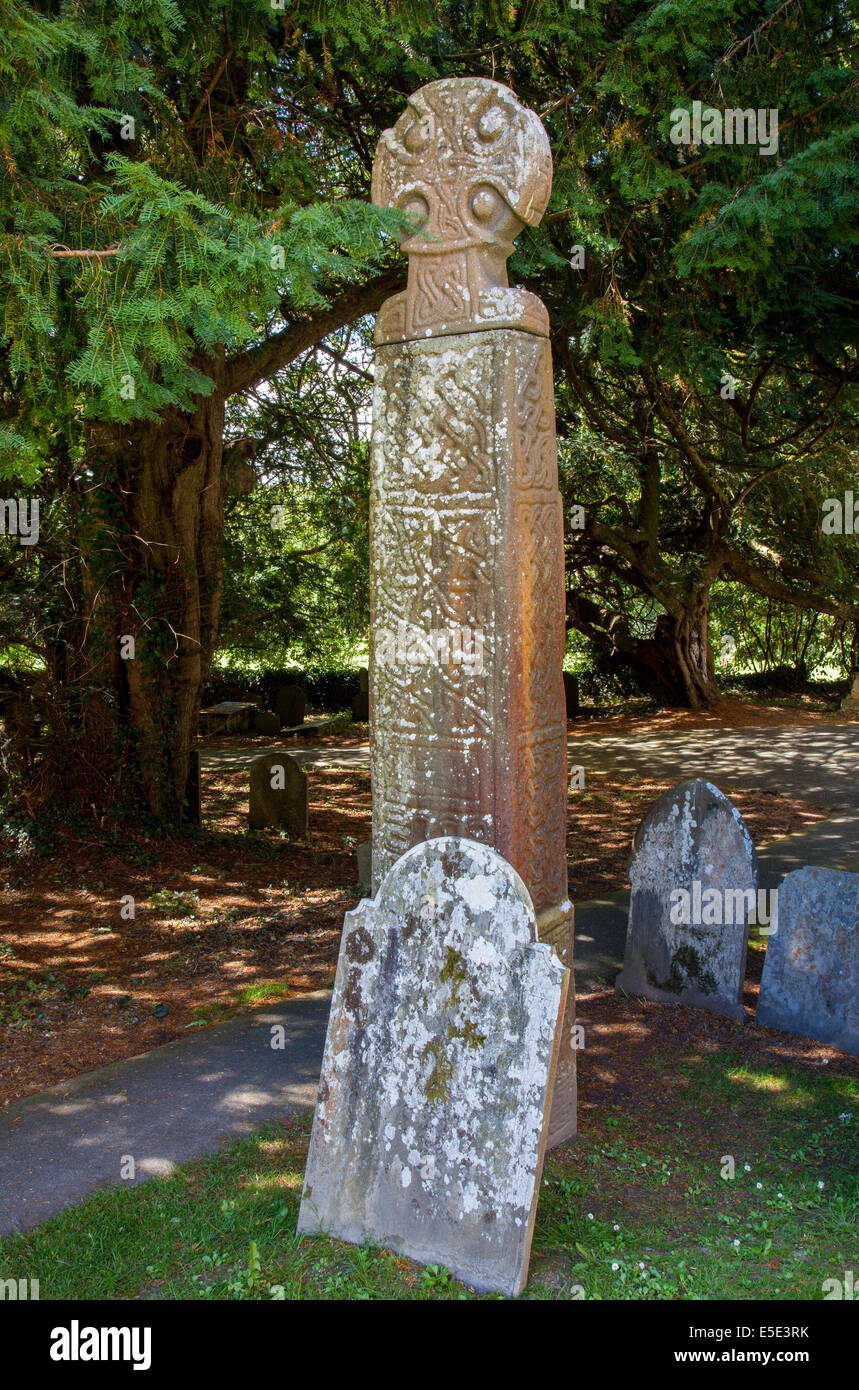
left=297, top=837, right=568, bottom=1297
left=757, top=867, right=859, bottom=1054
left=368, top=77, right=576, bottom=1146
left=248, top=751, right=307, bottom=837
left=615, top=778, right=758, bottom=1021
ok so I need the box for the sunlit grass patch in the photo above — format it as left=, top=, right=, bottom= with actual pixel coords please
left=1, top=1045, right=855, bottom=1301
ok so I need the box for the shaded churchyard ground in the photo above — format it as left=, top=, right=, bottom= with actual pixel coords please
left=0, top=720, right=837, bottom=1108
left=1, top=704, right=857, bottom=1291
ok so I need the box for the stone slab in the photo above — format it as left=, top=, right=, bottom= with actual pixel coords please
left=183, top=750, right=201, bottom=825
left=841, top=674, right=859, bottom=712
left=356, top=839, right=372, bottom=894
left=537, top=901, right=577, bottom=1148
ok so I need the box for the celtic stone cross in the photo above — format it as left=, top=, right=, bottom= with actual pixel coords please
left=368, top=77, right=576, bottom=1146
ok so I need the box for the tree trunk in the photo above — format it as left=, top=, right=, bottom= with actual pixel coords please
left=618, top=606, right=718, bottom=707
left=570, top=589, right=720, bottom=708
left=76, top=362, right=226, bottom=820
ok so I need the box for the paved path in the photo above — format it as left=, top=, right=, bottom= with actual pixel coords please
left=0, top=994, right=329, bottom=1237
left=201, top=744, right=370, bottom=772
left=568, top=723, right=859, bottom=809
left=3, top=722, right=857, bottom=1238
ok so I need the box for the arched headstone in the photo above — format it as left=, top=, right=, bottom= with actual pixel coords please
left=275, top=684, right=306, bottom=729
left=249, top=752, right=307, bottom=837
left=616, top=778, right=758, bottom=1021
left=298, top=837, right=568, bottom=1297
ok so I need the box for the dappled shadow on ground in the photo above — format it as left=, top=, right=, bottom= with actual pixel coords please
left=569, top=695, right=854, bottom=738
left=0, top=718, right=845, bottom=1109
left=574, top=976, right=859, bottom=1154
left=568, top=721, right=859, bottom=809
left=0, top=766, right=370, bottom=1105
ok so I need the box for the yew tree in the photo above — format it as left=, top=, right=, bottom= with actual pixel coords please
left=0, top=0, right=423, bottom=817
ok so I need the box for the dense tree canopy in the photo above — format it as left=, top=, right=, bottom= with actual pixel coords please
left=1, top=0, right=857, bottom=819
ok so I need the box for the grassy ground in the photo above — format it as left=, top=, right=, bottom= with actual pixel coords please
left=2, top=1040, right=855, bottom=1301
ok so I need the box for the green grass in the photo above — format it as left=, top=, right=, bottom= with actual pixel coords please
left=1, top=1047, right=856, bottom=1300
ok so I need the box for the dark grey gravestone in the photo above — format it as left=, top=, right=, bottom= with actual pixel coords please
left=356, top=839, right=371, bottom=894
left=615, top=778, right=757, bottom=1021
left=562, top=671, right=580, bottom=718
left=351, top=690, right=370, bottom=721
left=297, top=837, right=568, bottom=1298
left=183, top=751, right=201, bottom=825
left=249, top=752, right=308, bottom=837
left=275, top=684, right=306, bottom=729
left=254, top=709, right=280, bottom=736
left=841, top=674, right=859, bottom=713
left=757, top=867, right=859, bottom=1054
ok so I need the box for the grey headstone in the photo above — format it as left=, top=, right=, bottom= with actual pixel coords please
left=757, top=868, right=859, bottom=1054
left=183, top=751, right=201, bottom=825
left=841, top=673, right=859, bottom=713
left=356, top=839, right=371, bottom=894
left=249, top=752, right=307, bottom=836
left=298, top=837, right=568, bottom=1297
left=254, top=709, right=280, bottom=736
left=615, top=778, right=758, bottom=1021
left=351, top=690, right=369, bottom=722
left=275, top=684, right=306, bottom=728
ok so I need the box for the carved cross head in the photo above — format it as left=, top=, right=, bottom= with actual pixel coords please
left=372, top=78, right=553, bottom=344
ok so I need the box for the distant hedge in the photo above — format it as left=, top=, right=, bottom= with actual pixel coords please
left=724, top=670, right=850, bottom=700
left=201, top=667, right=363, bottom=712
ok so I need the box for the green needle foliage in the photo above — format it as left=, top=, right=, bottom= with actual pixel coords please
left=0, top=0, right=856, bottom=820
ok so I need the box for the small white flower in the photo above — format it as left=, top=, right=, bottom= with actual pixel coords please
left=818, top=1180, right=825, bottom=1190
left=756, top=1182, right=762, bottom=1189
left=587, top=1212, right=594, bottom=1220
left=638, top=1261, right=645, bottom=1270
left=733, top=1239, right=740, bottom=1248
left=613, top=1223, right=620, bottom=1231
left=611, top=1262, right=619, bottom=1271
left=777, top=1192, right=784, bottom=1199
left=838, top=1112, right=852, bottom=1122
left=743, top=1164, right=751, bottom=1172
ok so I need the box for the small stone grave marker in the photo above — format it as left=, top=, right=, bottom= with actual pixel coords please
left=249, top=752, right=307, bottom=837
left=254, top=709, right=280, bottom=736
left=275, top=684, right=306, bottom=729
